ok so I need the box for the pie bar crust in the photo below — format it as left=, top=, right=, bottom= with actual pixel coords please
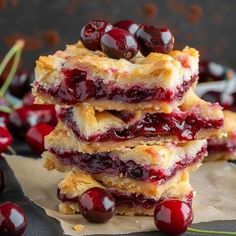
left=57, top=172, right=193, bottom=216
left=207, top=110, right=236, bottom=161
left=33, top=41, right=199, bottom=112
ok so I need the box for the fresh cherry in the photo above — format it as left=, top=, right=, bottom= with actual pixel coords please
left=9, top=105, right=57, bottom=137
left=101, top=28, right=138, bottom=60
left=0, top=169, right=5, bottom=194
left=80, top=20, right=113, bottom=51
left=26, top=123, right=54, bottom=154
left=0, top=112, right=9, bottom=127
left=78, top=187, right=116, bottom=223
left=113, top=20, right=139, bottom=36
left=136, top=24, right=174, bottom=56
left=9, top=70, right=34, bottom=98
left=0, top=202, right=27, bottom=236
left=154, top=199, right=193, bottom=235
left=199, top=60, right=226, bottom=83
left=0, top=127, right=13, bottom=153
left=22, top=92, right=35, bottom=106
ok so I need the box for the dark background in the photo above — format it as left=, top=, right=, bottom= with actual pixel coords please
left=0, top=0, right=236, bottom=71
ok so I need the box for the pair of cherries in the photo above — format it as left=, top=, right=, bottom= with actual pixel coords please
left=78, top=187, right=192, bottom=235
left=80, top=19, right=174, bottom=60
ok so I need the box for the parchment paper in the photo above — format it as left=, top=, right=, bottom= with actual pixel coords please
left=4, top=155, right=236, bottom=235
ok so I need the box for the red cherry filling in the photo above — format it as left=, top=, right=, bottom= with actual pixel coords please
left=78, top=187, right=115, bottom=223
left=113, top=20, right=139, bottom=36
left=58, top=189, right=193, bottom=210
left=0, top=169, right=5, bottom=194
left=36, top=71, right=197, bottom=105
left=0, top=202, right=27, bottom=236
left=50, top=146, right=206, bottom=183
left=136, top=24, right=174, bottom=56
left=60, top=107, right=223, bottom=142
left=0, top=127, right=13, bottom=153
left=26, top=123, right=54, bottom=154
left=80, top=20, right=113, bottom=51
left=101, top=28, right=138, bottom=60
left=154, top=199, right=193, bottom=235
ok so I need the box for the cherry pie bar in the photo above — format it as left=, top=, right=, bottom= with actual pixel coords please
left=43, top=140, right=206, bottom=197
left=32, top=42, right=199, bottom=113
left=207, top=110, right=236, bottom=161
left=33, top=19, right=225, bottom=219
left=55, top=91, right=223, bottom=153
left=57, top=172, right=193, bottom=216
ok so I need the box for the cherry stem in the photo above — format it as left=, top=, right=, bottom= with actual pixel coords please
left=0, top=105, right=12, bottom=113
left=188, top=227, right=236, bottom=235
left=0, top=39, right=25, bottom=97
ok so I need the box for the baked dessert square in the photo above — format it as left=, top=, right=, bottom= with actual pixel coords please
left=43, top=139, right=206, bottom=197
left=207, top=110, right=236, bottom=161
left=57, top=172, right=193, bottom=216
left=52, top=91, right=224, bottom=153
left=33, top=42, right=199, bottom=112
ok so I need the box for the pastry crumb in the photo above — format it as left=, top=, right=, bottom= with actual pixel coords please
left=73, top=224, right=85, bottom=232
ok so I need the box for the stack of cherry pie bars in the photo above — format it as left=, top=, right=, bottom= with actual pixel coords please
left=32, top=41, right=224, bottom=216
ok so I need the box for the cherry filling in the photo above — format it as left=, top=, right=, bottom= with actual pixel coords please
left=50, top=146, right=206, bottom=183
left=36, top=69, right=198, bottom=104
left=57, top=189, right=193, bottom=209
left=207, top=139, right=236, bottom=153
left=59, top=108, right=224, bottom=141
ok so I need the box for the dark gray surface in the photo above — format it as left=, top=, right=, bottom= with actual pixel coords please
left=0, top=140, right=234, bottom=235
left=0, top=0, right=236, bottom=69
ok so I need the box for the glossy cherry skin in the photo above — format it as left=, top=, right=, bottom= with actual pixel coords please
left=113, top=20, right=139, bottom=36
left=0, top=169, right=5, bottom=194
left=78, top=187, right=116, bottom=223
left=80, top=20, right=113, bottom=51
left=0, top=127, right=13, bottom=153
left=101, top=28, right=138, bottom=60
left=154, top=199, right=193, bottom=235
left=136, top=24, right=174, bottom=56
left=26, top=123, right=54, bottom=154
left=9, top=70, right=34, bottom=98
left=9, top=105, right=57, bottom=137
left=0, top=202, right=27, bottom=236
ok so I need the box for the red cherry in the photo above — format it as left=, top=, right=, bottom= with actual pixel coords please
left=0, top=112, right=9, bottom=127
left=22, top=92, right=35, bottom=106
left=0, top=169, right=5, bottom=194
left=80, top=20, right=113, bottom=51
left=26, top=123, right=54, bottom=154
left=78, top=187, right=116, bottom=223
left=136, top=24, right=174, bottom=56
left=0, top=202, right=27, bottom=236
left=154, top=199, right=193, bottom=235
left=0, top=127, right=13, bottom=153
left=9, top=105, right=57, bottom=136
left=101, top=28, right=138, bottom=60
left=113, top=20, right=139, bottom=36
left=9, top=70, right=34, bottom=98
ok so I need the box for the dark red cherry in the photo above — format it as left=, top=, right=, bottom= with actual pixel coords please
left=9, top=105, right=57, bottom=136
left=80, top=20, right=113, bottom=51
left=101, top=28, right=138, bottom=60
left=78, top=187, right=116, bottom=223
left=136, top=24, right=174, bottom=56
left=0, top=202, right=27, bottom=236
left=0, top=127, right=13, bottom=153
left=154, top=199, right=193, bottom=235
left=113, top=20, right=139, bottom=36
left=26, top=123, right=54, bottom=154
left=22, top=92, right=35, bottom=106
left=0, top=169, right=5, bottom=194
left=9, top=70, right=34, bottom=98
left=0, top=112, right=9, bottom=127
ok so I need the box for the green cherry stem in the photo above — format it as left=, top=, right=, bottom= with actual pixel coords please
left=0, top=106, right=12, bottom=113
left=0, top=39, right=25, bottom=97
left=188, top=227, right=236, bottom=235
